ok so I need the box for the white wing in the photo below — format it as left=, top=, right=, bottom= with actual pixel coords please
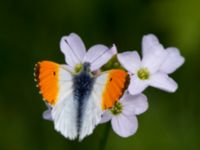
left=51, top=65, right=78, bottom=140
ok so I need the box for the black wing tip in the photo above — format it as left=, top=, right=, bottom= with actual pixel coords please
left=33, top=62, right=41, bottom=82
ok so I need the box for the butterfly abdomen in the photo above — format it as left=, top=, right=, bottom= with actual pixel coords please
left=73, top=71, right=95, bottom=133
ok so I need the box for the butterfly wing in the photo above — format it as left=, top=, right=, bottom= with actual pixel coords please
left=79, top=69, right=128, bottom=140
left=34, top=61, right=78, bottom=140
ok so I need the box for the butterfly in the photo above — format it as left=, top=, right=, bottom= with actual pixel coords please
left=34, top=33, right=128, bottom=141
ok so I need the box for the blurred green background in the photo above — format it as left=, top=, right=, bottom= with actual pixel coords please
left=0, top=0, right=199, bottom=150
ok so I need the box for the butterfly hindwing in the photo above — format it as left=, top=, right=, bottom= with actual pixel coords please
left=52, top=91, right=78, bottom=140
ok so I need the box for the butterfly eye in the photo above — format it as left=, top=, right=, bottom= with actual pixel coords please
left=109, top=78, right=113, bottom=82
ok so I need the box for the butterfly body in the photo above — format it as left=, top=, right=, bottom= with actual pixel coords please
left=73, top=63, right=95, bottom=133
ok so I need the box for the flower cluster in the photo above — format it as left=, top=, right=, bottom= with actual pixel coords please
left=43, top=33, right=184, bottom=138
left=101, top=34, right=185, bottom=137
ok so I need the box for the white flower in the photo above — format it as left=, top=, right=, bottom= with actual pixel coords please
left=100, top=92, right=148, bottom=137
left=60, top=33, right=117, bottom=73
left=117, top=34, right=185, bottom=95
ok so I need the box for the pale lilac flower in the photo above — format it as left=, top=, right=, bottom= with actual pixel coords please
left=60, top=33, right=117, bottom=73
left=43, top=103, right=53, bottom=121
left=117, top=34, right=185, bottom=95
left=101, top=92, right=148, bottom=137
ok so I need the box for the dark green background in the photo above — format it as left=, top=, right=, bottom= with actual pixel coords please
left=0, top=0, right=199, bottom=150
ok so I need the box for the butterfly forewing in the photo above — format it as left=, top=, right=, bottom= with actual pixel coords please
left=96, top=70, right=128, bottom=109
left=34, top=61, right=78, bottom=139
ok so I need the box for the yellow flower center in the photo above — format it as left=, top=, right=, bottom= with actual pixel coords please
left=137, top=68, right=149, bottom=80
left=110, top=102, right=123, bottom=115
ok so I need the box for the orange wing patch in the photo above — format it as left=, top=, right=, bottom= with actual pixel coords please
left=102, top=70, right=128, bottom=110
left=34, top=61, right=59, bottom=105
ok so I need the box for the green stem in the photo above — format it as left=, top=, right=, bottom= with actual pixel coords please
left=98, top=123, right=111, bottom=150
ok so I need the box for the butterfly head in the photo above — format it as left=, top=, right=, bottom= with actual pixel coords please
left=83, top=62, right=91, bottom=72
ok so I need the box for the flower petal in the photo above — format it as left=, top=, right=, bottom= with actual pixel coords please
left=142, top=34, right=167, bottom=73
left=60, top=33, right=86, bottom=67
left=128, top=75, right=148, bottom=95
left=42, top=109, right=53, bottom=121
left=60, top=64, right=74, bottom=73
left=121, top=93, right=148, bottom=115
left=159, top=47, right=185, bottom=74
left=149, top=72, right=178, bottom=92
left=83, top=44, right=117, bottom=71
left=117, top=51, right=141, bottom=73
left=142, top=34, right=162, bottom=56
left=111, top=114, right=138, bottom=137
left=100, top=111, right=112, bottom=124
